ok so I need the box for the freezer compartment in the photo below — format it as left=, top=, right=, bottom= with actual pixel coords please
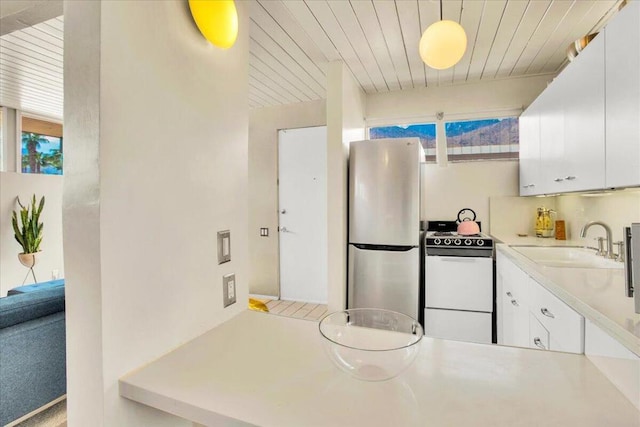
left=348, top=244, right=419, bottom=319
left=425, top=256, right=493, bottom=312
left=424, top=308, right=492, bottom=344
left=349, top=138, right=421, bottom=246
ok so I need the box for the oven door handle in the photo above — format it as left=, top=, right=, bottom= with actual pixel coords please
left=437, top=257, right=481, bottom=262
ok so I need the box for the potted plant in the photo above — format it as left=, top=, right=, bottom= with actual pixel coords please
left=12, top=195, right=45, bottom=268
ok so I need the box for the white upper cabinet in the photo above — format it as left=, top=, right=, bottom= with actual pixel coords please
left=605, top=0, right=640, bottom=188
left=518, top=98, right=541, bottom=196
left=538, top=75, right=567, bottom=194
left=519, top=1, right=639, bottom=195
left=561, top=32, right=606, bottom=192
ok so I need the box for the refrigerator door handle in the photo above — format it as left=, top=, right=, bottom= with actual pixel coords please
left=629, top=223, right=640, bottom=314
left=624, top=227, right=634, bottom=298
left=353, top=244, right=416, bottom=252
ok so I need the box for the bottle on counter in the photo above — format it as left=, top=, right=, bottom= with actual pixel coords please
left=535, top=207, right=556, bottom=238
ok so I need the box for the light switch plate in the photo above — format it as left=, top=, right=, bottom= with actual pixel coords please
left=223, top=273, right=236, bottom=307
left=260, top=227, right=269, bottom=237
left=217, top=230, right=231, bottom=264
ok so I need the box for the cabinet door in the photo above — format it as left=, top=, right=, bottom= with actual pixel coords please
left=424, top=308, right=492, bottom=344
left=500, top=292, right=516, bottom=345
left=529, top=277, right=584, bottom=354
left=518, top=99, right=541, bottom=196
left=529, top=313, right=550, bottom=351
left=538, top=78, right=566, bottom=194
left=496, top=252, right=530, bottom=348
left=562, top=32, right=606, bottom=192
left=606, top=0, right=640, bottom=188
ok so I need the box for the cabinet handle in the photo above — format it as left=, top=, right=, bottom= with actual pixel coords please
left=554, top=178, right=564, bottom=182
left=533, top=337, right=546, bottom=350
left=540, top=308, right=555, bottom=318
left=506, top=292, right=513, bottom=297
left=564, top=176, right=576, bottom=180
left=511, top=299, right=519, bottom=306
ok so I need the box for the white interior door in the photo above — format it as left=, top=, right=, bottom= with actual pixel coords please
left=278, top=126, right=327, bottom=303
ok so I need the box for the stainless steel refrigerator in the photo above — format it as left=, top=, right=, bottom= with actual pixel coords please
left=347, top=138, right=423, bottom=319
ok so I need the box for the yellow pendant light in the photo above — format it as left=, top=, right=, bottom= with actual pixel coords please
left=188, top=0, right=238, bottom=49
left=419, top=0, right=467, bottom=70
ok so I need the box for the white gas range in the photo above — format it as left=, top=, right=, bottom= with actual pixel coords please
left=423, top=221, right=495, bottom=344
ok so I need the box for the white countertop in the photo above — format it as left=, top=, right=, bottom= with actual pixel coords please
left=493, top=231, right=640, bottom=357
left=491, top=231, right=586, bottom=247
left=120, top=310, right=639, bottom=426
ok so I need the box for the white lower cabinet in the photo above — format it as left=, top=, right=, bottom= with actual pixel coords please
left=529, top=313, right=550, bottom=351
left=529, top=277, right=584, bottom=353
left=497, top=255, right=530, bottom=348
left=497, top=252, right=584, bottom=354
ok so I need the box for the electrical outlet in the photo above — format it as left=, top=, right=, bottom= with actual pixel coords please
left=223, top=273, right=236, bottom=307
left=51, top=269, right=59, bottom=280
left=260, top=227, right=269, bottom=237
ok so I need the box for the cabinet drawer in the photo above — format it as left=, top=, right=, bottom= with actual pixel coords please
left=530, top=282, right=584, bottom=353
left=424, top=308, right=492, bottom=344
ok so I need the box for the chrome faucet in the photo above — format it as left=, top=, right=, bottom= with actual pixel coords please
left=580, top=221, right=615, bottom=259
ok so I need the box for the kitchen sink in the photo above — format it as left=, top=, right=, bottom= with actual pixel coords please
left=512, top=246, right=624, bottom=269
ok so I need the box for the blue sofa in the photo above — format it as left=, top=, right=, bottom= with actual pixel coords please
left=0, top=284, right=66, bottom=426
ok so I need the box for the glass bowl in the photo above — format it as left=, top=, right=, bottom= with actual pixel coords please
left=318, top=308, right=424, bottom=381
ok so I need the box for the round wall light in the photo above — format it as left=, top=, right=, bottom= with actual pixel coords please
left=419, top=19, right=467, bottom=70
left=188, top=0, right=238, bottom=49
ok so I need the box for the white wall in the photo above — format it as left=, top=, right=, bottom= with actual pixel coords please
left=489, top=195, right=558, bottom=239
left=490, top=189, right=640, bottom=244
left=366, top=74, right=552, bottom=121
left=555, top=189, right=640, bottom=243
left=1, top=107, right=17, bottom=172
left=64, top=1, right=249, bottom=426
left=326, top=62, right=365, bottom=311
left=0, top=172, right=64, bottom=295
left=248, top=99, right=326, bottom=297
left=421, top=161, right=519, bottom=232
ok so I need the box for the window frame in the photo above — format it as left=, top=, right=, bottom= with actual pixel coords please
left=365, top=108, right=522, bottom=164
left=18, top=110, right=64, bottom=175
left=367, top=119, right=439, bottom=163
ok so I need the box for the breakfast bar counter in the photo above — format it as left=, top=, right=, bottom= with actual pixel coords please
left=120, top=310, right=639, bottom=426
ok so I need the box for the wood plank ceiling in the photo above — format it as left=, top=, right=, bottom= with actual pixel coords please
left=248, top=0, right=623, bottom=108
left=0, top=1, right=624, bottom=117
left=0, top=16, right=63, bottom=119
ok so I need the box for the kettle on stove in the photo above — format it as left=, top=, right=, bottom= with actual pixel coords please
left=456, top=208, right=480, bottom=235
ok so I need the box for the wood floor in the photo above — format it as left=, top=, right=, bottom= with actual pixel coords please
left=257, top=299, right=328, bottom=321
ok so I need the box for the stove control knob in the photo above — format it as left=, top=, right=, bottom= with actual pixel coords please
left=454, top=239, right=461, bottom=245
left=444, top=239, right=452, bottom=245
left=434, top=238, right=441, bottom=245
left=477, top=239, right=485, bottom=246
left=464, top=239, right=472, bottom=246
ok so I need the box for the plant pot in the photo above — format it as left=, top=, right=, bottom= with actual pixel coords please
left=18, top=252, right=38, bottom=268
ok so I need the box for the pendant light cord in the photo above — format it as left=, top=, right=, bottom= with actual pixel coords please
left=440, top=0, right=443, bottom=21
